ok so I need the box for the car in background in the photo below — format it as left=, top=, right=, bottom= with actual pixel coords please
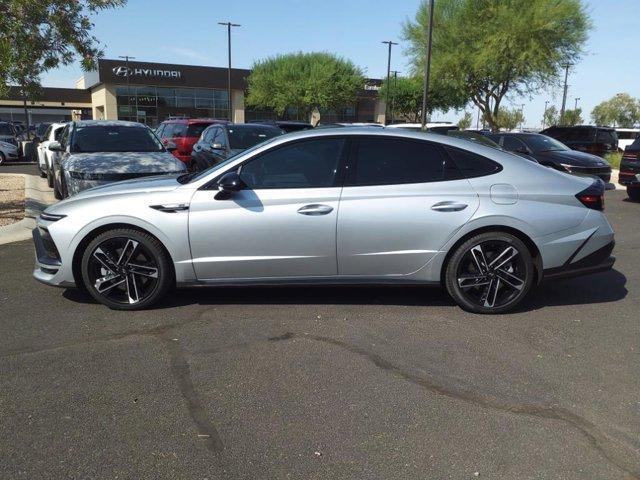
left=615, top=128, right=639, bottom=152
left=248, top=120, right=313, bottom=133
left=36, top=122, right=67, bottom=185
left=0, top=140, right=19, bottom=165
left=48, top=120, right=186, bottom=199
left=191, top=123, right=283, bottom=171
left=540, top=125, right=618, bottom=158
left=488, top=132, right=611, bottom=183
left=387, top=122, right=458, bottom=134
left=156, top=118, right=228, bottom=165
left=34, top=128, right=615, bottom=313
left=316, top=122, right=383, bottom=129
left=34, top=123, right=52, bottom=143
left=0, top=121, right=18, bottom=148
left=446, top=130, right=506, bottom=151
left=619, top=136, right=640, bottom=201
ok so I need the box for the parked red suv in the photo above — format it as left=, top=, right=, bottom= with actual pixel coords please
left=156, top=118, right=228, bottom=164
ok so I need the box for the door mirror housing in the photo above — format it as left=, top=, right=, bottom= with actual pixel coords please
left=165, top=141, right=178, bottom=152
left=211, top=142, right=224, bottom=150
left=48, top=141, right=62, bottom=152
left=216, top=171, right=245, bottom=199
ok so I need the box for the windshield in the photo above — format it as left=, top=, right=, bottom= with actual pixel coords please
left=447, top=131, right=502, bottom=149
left=228, top=126, right=283, bottom=149
left=180, top=135, right=282, bottom=184
left=0, top=124, right=14, bottom=136
left=71, top=125, right=164, bottom=153
left=36, top=123, right=51, bottom=136
left=524, top=135, right=570, bottom=153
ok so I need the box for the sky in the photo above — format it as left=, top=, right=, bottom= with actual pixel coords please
left=41, top=0, right=640, bottom=128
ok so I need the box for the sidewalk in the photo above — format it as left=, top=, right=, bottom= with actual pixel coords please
left=0, top=173, right=56, bottom=245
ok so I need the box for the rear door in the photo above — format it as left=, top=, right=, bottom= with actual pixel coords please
left=337, top=136, right=479, bottom=276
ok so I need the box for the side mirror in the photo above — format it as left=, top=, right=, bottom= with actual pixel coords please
left=211, top=142, right=224, bottom=150
left=165, top=141, right=178, bottom=152
left=216, top=171, right=245, bottom=199
left=48, top=141, right=62, bottom=152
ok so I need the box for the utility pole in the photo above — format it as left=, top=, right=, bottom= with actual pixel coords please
left=476, top=108, right=481, bottom=130
left=219, top=22, right=241, bottom=121
left=559, top=64, right=571, bottom=126
left=520, top=103, right=525, bottom=131
left=390, top=70, right=399, bottom=124
left=420, top=0, right=435, bottom=130
left=381, top=41, right=398, bottom=125
left=118, top=55, right=135, bottom=121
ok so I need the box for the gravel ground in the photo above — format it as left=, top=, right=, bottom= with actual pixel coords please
left=0, top=175, right=25, bottom=226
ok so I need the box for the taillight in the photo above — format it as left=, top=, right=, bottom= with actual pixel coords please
left=576, top=181, right=605, bottom=210
left=622, top=152, right=638, bottom=161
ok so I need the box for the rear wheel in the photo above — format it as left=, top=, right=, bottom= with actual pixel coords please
left=46, top=164, right=54, bottom=188
left=80, top=228, right=173, bottom=310
left=53, top=173, right=62, bottom=200
left=627, top=186, right=640, bottom=202
left=445, top=232, right=535, bottom=314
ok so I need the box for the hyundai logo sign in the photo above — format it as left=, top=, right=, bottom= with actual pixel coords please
left=112, top=65, right=182, bottom=79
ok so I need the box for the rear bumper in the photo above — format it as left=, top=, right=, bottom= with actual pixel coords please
left=618, top=171, right=639, bottom=186
left=543, top=241, right=615, bottom=281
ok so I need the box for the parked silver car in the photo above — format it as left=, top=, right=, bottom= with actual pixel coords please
left=0, top=139, right=19, bottom=164
left=33, top=128, right=615, bottom=313
left=49, top=120, right=186, bottom=199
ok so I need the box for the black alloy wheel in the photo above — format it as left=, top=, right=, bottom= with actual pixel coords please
left=80, top=229, right=172, bottom=310
left=445, top=232, right=534, bottom=314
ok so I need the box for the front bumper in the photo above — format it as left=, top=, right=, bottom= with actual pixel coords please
left=32, top=227, right=74, bottom=287
left=543, top=241, right=615, bottom=281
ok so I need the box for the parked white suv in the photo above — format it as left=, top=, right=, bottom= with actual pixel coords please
left=616, top=128, right=639, bottom=152
left=36, top=122, right=66, bottom=187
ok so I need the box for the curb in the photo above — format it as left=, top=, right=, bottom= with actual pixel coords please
left=610, top=169, right=624, bottom=191
left=0, top=173, right=56, bottom=245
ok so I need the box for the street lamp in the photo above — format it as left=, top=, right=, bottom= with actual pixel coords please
left=118, top=55, right=136, bottom=121
left=420, top=0, right=435, bottom=130
left=559, top=63, right=571, bottom=125
left=390, top=70, right=399, bottom=124
left=381, top=41, right=398, bottom=125
left=218, top=22, right=241, bottom=121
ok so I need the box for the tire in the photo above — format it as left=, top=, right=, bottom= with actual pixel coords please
left=80, top=228, right=173, bottom=310
left=0, top=151, right=5, bottom=165
left=53, top=173, right=63, bottom=200
left=46, top=164, right=54, bottom=188
left=627, top=186, right=640, bottom=202
left=444, top=231, right=535, bottom=314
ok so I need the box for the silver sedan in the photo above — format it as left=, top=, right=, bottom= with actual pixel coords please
left=33, top=128, right=615, bottom=313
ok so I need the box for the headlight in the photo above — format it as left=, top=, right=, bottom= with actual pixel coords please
left=40, top=212, right=67, bottom=222
left=559, top=163, right=573, bottom=172
left=68, top=171, right=105, bottom=180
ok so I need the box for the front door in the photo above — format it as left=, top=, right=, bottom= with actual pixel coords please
left=337, top=136, right=480, bottom=276
left=188, top=137, right=347, bottom=280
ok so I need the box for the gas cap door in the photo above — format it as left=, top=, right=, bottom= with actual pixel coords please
left=490, top=183, right=518, bottom=205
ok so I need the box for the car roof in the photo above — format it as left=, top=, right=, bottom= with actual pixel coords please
left=73, top=120, right=147, bottom=128
left=161, top=118, right=227, bottom=124
left=544, top=125, right=615, bottom=131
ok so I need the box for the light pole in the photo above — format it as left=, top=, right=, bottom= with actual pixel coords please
left=559, top=63, right=571, bottom=125
left=219, top=22, right=241, bottom=121
left=382, top=41, right=398, bottom=125
left=390, top=70, right=399, bottom=124
left=542, top=100, right=549, bottom=128
left=574, top=97, right=580, bottom=110
left=420, top=0, right=435, bottom=130
left=118, top=55, right=135, bottom=121
left=520, top=103, right=525, bottom=131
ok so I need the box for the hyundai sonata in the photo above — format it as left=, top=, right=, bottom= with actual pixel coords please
left=33, top=129, right=615, bottom=313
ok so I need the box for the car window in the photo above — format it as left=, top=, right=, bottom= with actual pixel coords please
left=59, top=125, right=70, bottom=149
left=71, top=125, right=164, bottom=153
left=187, top=123, right=210, bottom=138
left=155, top=124, right=165, bottom=138
left=522, top=135, right=569, bottom=152
left=202, top=126, right=216, bottom=143
left=228, top=126, right=282, bottom=150
left=53, top=126, right=65, bottom=141
left=548, top=127, right=595, bottom=142
left=239, top=138, right=345, bottom=189
left=42, top=126, right=52, bottom=141
left=443, top=146, right=502, bottom=178
left=163, top=123, right=188, bottom=138
left=0, top=123, right=14, bottom=136
left=596, top=130, right=616, bottom=144
left=502, top=136, right=527, bottom=152
left=349, top=137, right=455, bottom=186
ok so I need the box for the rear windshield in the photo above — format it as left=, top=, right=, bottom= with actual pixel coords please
left=546, top=127, right=595, bottom=142
left=0, top=124, right=14, bottom=136
left=187, top=123, right=211, bottom=138
left=71, top=125, right=164, bottom=153
left=228, top=126, right=283, bottom=150
left=617, top=131, right=639, bottom=140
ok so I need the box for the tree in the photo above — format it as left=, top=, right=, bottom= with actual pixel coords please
left=591, top=93, right=640, bottom=127
left=0, top=1, right=125, bottom=98
left=457, top=111, right=472, bottom=130
left=493, top=107, right=525, bottom=131
left=246, top=52, right=364, bottom=122
left=403, top=0, right=591, bottom=132
left=378, top=76, right=422, bottom=122
left=542, top=105, right=559, bottom=128
left=563, top=108, right=583, bottom=126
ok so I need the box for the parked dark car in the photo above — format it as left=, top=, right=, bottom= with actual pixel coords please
left=248, top=120, right=313, bottom=133
left=0, top=121, right=18, bottom=147
left=488, top=132, right=611, bottom=183
left=156, top=118, right=228, bottom=165
left=619, top=136, right=640, bottom=201
left=446, top=130, right=506, bottom=151
left=191, top=123, right=283, bottom=172
left=540, top=125, right=618, bottom=158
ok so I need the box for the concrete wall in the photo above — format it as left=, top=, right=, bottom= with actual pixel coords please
left=374, top=99, right=386, bottom=125
left=232, top=90, right=245, bottom=123
left=90, top=85, right=117, bottom=120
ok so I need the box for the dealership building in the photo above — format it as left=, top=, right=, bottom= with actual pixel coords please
left=0, top=58, right=385, bottom=127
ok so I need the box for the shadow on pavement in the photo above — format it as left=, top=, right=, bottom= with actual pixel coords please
left=62, top=268, right=627, bottom=312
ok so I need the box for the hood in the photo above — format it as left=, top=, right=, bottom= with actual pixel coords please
left=534, top=149, right=610, bottom=167
left=63, top=151, right=185, bottom=174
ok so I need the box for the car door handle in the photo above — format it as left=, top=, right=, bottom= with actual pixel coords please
left=431, top=201, right=468, bottom=212
left=297, top=204, right=334, bottom=215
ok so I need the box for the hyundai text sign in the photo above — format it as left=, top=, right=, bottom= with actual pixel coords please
left=112, top=65, right=182, bottom=79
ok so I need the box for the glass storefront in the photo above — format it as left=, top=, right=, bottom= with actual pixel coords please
left=116, top=86, right=229, bottom=127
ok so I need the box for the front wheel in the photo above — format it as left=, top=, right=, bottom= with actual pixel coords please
left=80, top=228, right=173, bottom=310
left=0, top=151, right=5, bottom=165
left=627, top=186, right=640, bottom=202
left=444, top=232, right=535, bottom=314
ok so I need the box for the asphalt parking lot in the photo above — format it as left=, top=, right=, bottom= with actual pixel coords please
left=1, top=170, right=638, bottom=479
